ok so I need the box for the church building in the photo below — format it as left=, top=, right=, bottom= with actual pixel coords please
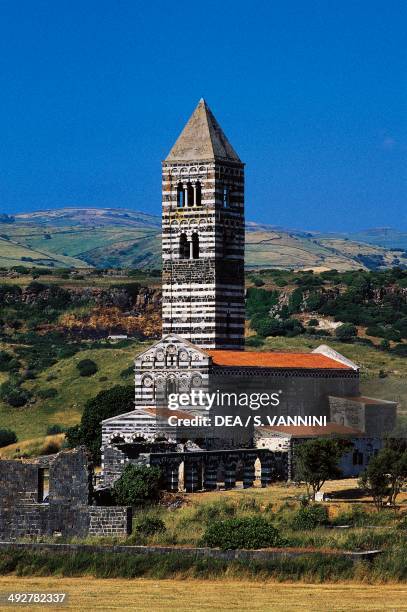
left=101, top=100, right=397, bottom=488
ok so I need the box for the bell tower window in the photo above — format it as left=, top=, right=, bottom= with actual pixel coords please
left=191, top=232, right=199, bottom=259
left=186, top=182, right=194, bottom=207
left=177, top=182, right=184, bottom=208
left=223, top=186, right=229, bottom=208
left=195, top=181, right=202, bottom=206
left=179, top=233, right=190, bottom=259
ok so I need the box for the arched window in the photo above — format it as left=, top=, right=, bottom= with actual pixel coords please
left=177, top=182, right=184, bottom=208
left=223, top=186, right=229, bottom=208
left=195, top=181, right=202, bottom=206
left=179, top=233, right=189, bottom=259
left=186, top=182, right=194, bottom=207
left=166, top=378, right=177, bottom=398
left=192, top=232, right=199, bottom=259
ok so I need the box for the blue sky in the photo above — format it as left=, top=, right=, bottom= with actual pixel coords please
left=0, top=1, right=406, bottom=231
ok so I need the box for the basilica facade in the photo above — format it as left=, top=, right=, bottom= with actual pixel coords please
left=101, top=100, right=397, bottom=489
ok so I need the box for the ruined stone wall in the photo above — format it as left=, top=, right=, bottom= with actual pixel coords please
left=89, top=507, right=132, bottom=536
left=0, top=448, right=132, bottom=541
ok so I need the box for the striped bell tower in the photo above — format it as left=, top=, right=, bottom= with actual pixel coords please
left=161, top=99, right=245, bottom=349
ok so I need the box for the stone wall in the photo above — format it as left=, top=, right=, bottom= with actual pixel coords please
left=89, top=507, right=132, bottom=536
left=0, top=447, right=132, bottom=541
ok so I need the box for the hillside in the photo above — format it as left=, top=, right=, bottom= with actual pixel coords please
left=0, top=208, right=406, bottom=271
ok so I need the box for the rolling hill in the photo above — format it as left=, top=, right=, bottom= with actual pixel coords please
left=1, top=207, right=406, bottom=271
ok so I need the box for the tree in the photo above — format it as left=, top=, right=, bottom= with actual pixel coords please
left=358, top=456, right=390, bottom=510
left=359, top=442, right=407, bottom=509
left=0, top=429, right=17, bottom=448
left=65, top=385, right=134, bottom=462
left=294, top=438, right=352, bottom=499
left=77, top=358, right=98, bottom=377
left=113, top=464, right=163, bottom=506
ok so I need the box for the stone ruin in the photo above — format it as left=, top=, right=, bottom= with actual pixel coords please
left=0, top=447, right=132, bottom=541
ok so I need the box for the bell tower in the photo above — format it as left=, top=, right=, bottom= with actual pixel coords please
left=161, top=99, right=245, bottom=349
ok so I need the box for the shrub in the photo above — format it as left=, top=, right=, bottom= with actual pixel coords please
left=0, top=429, right=17, bottom=448
left=201, top=516, right=283, bottom=550
left=37, top=388, right=58, bottom=399
left=193, top=500, right=236, bottom=522
left=308, top=318, right=319, bottom=327
left=120, top=366, right=134, bottom=379
left=113, top=465, right=163, bottom=507
left=134, top=516, right=166, bottom=537
left=245, top=335, right=264, bottom=347
left=335, top=323, right=357, bottom=341
left=0, top=351, right=19, bottom=372
left=290, top=505, right=329, bottom=530
left=0, top=382, right=32, bottom=407
left=46, top=424, right=65, bottom=435
left=77, top=359, right=98, bottom=377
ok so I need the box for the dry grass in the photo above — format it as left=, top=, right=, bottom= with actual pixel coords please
left=0, top=577, right=406, bottom=611
left=0, top=434, right=64, bottom=459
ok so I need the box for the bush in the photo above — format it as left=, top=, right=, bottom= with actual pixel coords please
left=120, top=366, right=134, bottom=379
left=77, top=359, right=98, bottom=377
left=46, top=424, right=65, bottom=435
left=0, top=351, right=20, bottom=372
left=308, top=318, right=319, bottom=327
left=134, top=516, right=166, bottom=537
left=0, top=428, right=17, bottom=448
left=245, top=335, right=264, bottom=347
left=335, top=323, right=357, bottom=341
left=113, top=465, right=163, bottom=507
left=290, top=505, right=329, bottom=530
left=201, top=516, right=283, bottom=550
left=0, top=382, right=32, bottom=407
left=37, top=388, right=58, bottom=399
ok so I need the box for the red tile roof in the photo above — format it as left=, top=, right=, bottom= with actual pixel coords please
left=259, top=423, right=362, bottom=437
left=207, top=350, right=351, bottom=370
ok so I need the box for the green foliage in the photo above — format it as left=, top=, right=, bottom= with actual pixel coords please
left=359, top=442, right=407, bottom=509
left=290, top=505, right=329, bottom=530
left=113, top=464, right=163, bottom=507
left=294, top=438, right=352, bottom=498
left=0, top=350, right=20, bottom=372
left=0, top=381, right=32, bottom=407
left=335, top=323, right=357, bottom=341
left=0, top=428, right=17, bottom=448
left=134, top=516, right=166, bottom=537
left=193, top=500, right=236, bottom=523
left=46, top=424, right=65, bottom=435
left=65, top=384, right=134, bottom=462
left=201, top=516, right=283, bottom=550
left=37, top=387, right=58, bottom=399
left=77, top=358, right=98, bottom=377
left=120, top=365, right=134, bottom=379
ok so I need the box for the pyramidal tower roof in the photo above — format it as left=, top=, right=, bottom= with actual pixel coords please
left=165, top=98, right=241, bottom=163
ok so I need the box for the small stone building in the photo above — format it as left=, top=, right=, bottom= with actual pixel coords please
left=0, top=447, right=132, bottom=541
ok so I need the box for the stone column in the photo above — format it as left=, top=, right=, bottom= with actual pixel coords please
left=203, top=457, right=218, bottom=490
left=242, top=453, right=256, bottom=489
left=184, top=185, right=188, bottom=207
left=260, top=453, right=273, bottom=488
left=184, top=460, right=201, bottom=492
left=224, top=454, right=238, bottom=490
left=192, top=184, right=197, bottom=206
left=165, top=461, right=180, bottom=492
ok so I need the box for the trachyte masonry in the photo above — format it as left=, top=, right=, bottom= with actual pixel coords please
left=101, top=100, right=397, bottom=489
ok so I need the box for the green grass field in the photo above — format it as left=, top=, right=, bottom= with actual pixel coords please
left=0, top=340, right=152, bottom=441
